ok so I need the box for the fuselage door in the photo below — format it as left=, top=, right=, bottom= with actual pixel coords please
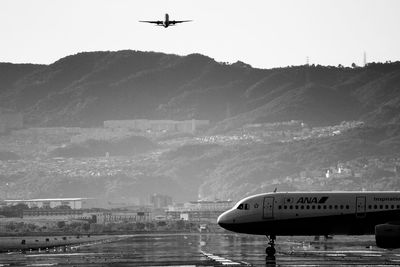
left=356, top=196, right=366, bottom=218
left=263, top=197, right=274, bottom=219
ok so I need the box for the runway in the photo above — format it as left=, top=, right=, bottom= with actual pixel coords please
left=0, top=234, right=399, bottom=266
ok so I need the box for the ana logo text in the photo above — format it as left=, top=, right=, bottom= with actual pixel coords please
left=297, top=196, right=329, bottom=204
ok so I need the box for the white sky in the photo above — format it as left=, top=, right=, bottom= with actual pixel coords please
left=0, top=0, right=399, bottom=68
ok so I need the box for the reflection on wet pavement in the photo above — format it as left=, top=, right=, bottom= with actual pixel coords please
left=0, top=234, right=399, bottom=266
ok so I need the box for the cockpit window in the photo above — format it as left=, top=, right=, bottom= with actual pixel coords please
left=237, top=203, right=250, bottom=210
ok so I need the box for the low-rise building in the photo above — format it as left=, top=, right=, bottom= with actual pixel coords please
left=104, top=210, right=152, bottom=223
left=22, top=209, right=101, bottom=222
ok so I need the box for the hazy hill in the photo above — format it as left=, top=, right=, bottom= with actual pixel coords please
left=199, top=124, right=400, bottom=200
left=1, top=51, right=400, bottom=130
left=1, top=51, right=400, bottom=202
left=0, top=63, right=44, bottom=111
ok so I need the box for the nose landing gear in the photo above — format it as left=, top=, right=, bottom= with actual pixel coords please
left=265, top=235, right=276, bottom=257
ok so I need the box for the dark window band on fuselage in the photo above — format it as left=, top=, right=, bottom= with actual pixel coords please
left=278, top=204, right=351, bottom=210
left=237, top=200, right=400, bottom=212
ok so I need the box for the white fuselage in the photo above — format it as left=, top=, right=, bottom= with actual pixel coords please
left=218, top=191, right=400, bottom=236
left=163, top=13, right=170, bottom=27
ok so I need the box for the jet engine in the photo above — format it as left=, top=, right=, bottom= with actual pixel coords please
left=375, top=223, right=400, bottom=248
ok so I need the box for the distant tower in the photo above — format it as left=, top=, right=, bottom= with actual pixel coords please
left=305, top=56, right=310, bottom=85
left=363, top=51, right=367, bottom=67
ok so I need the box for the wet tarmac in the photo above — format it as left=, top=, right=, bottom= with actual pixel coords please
left=0, top=233, right=400, bottom=266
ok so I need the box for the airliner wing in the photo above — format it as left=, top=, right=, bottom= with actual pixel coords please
left=170, top=20, right=192, bottom=25
left=139, top=20, right=163, bottom=26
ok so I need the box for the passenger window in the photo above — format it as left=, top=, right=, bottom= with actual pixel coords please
left=306, top=206, right=310, bottom=210
left=312, top=205, right=315, bottom=209
left=237, top=204, right=244, bottom=210
left=385, top=205, right=389, bottom=209
left=380, top=205, right=383, bottom=209
left=284, top=205, right=287, bottom=209
left=340, top=205, right=344, bottom=209
left=329, top=205, right=332, bottom=209
left=374, top=205, right=377, bottom=209
left=391, top=205, right=395, bottom=209
left=301, top=206, right=304, bottom=210
left=278, top=205, right=282, bottom=210
left=244, top=204, right=250, bottom=210
left=323, top=205, right=327, bottom=209
left=346, top=205, right=349, bottom=209
left=334, top=205, right=338, bottom=209
left=295, top=205, right=299, bottom=209
left=368, top=205, right=372, bottom=209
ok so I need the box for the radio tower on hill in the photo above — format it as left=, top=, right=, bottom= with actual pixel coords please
left=363, top=51, right=367, bottom=66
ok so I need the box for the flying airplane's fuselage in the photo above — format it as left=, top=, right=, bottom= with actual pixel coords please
left=139, top=13, right=191, bottom=28
left=218, top=191, right=400, bottom=236
left=164, top=13, right=169, bottom=27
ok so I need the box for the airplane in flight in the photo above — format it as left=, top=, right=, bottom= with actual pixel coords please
left=217, top=191, right=400, bottom=258
left=139, top=13, right=192, bottom=28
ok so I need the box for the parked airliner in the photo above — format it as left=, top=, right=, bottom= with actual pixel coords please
left=217, top=191, right=400, bottom=257
left=139, top=14, right=192, bottom=28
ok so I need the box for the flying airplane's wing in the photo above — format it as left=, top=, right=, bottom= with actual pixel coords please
left=169, top=20, right=192, bottom=25
left=139, top=20, right=163, bottom=26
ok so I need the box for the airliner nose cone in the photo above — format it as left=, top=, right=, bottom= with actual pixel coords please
left=217, top=211, right=229, bottom=229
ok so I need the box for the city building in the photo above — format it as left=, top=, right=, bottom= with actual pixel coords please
left=21, top=209, right=152, bottom=224
left=150, top=194, right=172, bottom=209
left=22, top=209, right=101, bottom=222
left=103, top=210, right=151, bottom=223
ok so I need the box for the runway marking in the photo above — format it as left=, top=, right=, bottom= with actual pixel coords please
left=304, top=250, right=381, bottom=254
left=325, top=253, right=346, bottom=257
left=26, top=253, right=100, bottom=257
left=362, top=254, right=383, bottom=257
left=201, top=251, right=249, bottom=266
left=27, top=264, right=56, bottom=266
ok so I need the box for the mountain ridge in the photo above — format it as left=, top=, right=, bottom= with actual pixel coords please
left=1, top=50, right=400, bottom=131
